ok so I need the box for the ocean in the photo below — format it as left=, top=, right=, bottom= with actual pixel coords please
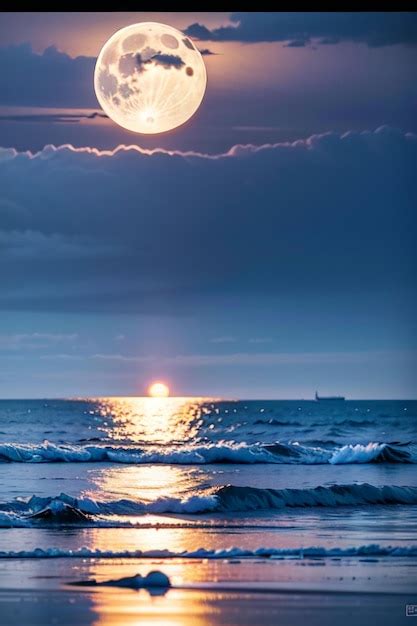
left=1, top=398, right=416, bottom=624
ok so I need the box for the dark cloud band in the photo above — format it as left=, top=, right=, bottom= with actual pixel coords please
left=0, top=111, right=107, bottom=123
left=185, top=12, right=417, bottom=47
left=0, top=127, right=415, bottom=314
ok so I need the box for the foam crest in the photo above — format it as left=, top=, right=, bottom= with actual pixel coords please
left=0, top=441, right=415, bottom=465
left=0, top=483, right=416, bottom=527
left=1, top=544, right=417, bottom=559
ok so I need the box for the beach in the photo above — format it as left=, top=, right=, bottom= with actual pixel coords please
left=0, top=398, right=416, bottom=625
left=0, top=587, right=415, bottom=626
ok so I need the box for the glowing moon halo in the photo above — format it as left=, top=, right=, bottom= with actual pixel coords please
left=148, top=382, right=170, bottom=398
left=94, top=22, right=207, bottom=134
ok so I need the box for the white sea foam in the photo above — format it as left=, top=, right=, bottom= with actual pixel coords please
left=1, top=544, right=416, bottom=559
left=0, top=441, right=414, bottom=464
left=329, top=442, right=412, bottom=464
left=0, top=483, right=416, bottom=527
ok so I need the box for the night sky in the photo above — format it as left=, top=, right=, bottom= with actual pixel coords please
left=0, top=12, right=416, bottom=398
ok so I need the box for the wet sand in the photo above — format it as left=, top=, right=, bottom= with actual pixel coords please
left=0, top=554, right=416, bottom=626
left=0, top=586, right=414, bottom=626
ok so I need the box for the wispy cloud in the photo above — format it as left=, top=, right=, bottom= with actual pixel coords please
left=198, top=48, right=218, bottom=56
left=210, top=336, right=236, bottom=343
left=0, top=111, right=107, bottom=124
left=248, top=337, right=273, bottom=344
left=0, top=333, right=78, bottom=350
left=87, top=349, right=417, bottom=367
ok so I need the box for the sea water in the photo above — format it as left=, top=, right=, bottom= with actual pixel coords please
left=0, top=398, right=416, bottom=594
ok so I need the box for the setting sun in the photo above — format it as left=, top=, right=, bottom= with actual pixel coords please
left=148, top=382, right=170, bottom=398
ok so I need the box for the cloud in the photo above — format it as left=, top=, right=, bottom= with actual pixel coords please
left=198, top=48, right=217, bottom=56
left=0, top=111, right=107, bottom=124
left=117, top=48, right=186, bottom=75
left=0, top=230, right=115, bottom=260
left=0, top=44, right=96, bottom=107
left=0, top=40, right=415, bottom=142
left=211, top=336, right=237, bottom=344
left=185, top=12, right=417, bottom=47
left=151, top=53, right=185, bottom=69
left=0, top=42, right=198, bottom=115
left=0, top=43, right=196, bottom=109
left=47, top=349, right=417, bottom=367
left=248, top=337, right=273, bottom=344
left=284, top=39, right=310, bottom=48
left=0, top=332, right=77, bottom=350
left=0, top=127, right=416, bottom=314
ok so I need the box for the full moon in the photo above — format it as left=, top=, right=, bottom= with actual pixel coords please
left=148, top=382, right=170, bottom=398
left=94, top=22, right=207, bottom=134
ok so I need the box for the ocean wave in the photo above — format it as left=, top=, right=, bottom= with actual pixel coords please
left=253, top=419, right=375, bottom=428
left=1, top=544, right=417, bottom=560
left=0, top=483, right=416, bottom=526
left=215, top=484, right=417, bottom=511
left=333, top=419, right=376, bottom=428
left=0, top=441, right=415, bottom=464
left=0, top=492, right=218, bottom=525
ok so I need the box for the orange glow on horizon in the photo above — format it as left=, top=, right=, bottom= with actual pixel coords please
left=148, top=381, right=170, bottom=398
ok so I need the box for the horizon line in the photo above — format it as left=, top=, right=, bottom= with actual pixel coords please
left=0, top=395, right=416, bottom=402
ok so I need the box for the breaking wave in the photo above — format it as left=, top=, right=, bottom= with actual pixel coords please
left=215, top=484, right=417, bottom=511
left=1, top=483, right=417, bottom=526
left=0, top=441, right=415, bottom=464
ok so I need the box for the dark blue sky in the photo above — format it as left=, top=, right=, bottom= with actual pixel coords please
left=0, top=12, right=416, bottom=398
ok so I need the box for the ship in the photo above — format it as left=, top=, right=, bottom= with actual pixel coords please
left=315, top=391, right=345, bottom=402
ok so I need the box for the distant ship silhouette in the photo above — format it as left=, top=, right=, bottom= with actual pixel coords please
left=315, top=391, right=345, bottom=401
